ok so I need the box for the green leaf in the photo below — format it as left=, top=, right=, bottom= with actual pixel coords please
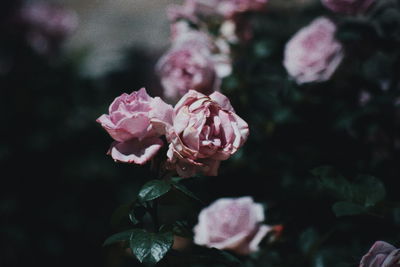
left=138, top=180, right=172, bottom=202
left=332, top=201, right=367, bottom=217
left=356, top=175, right=386, bottom=207
left=130, top=230, right=173, bottom=266
left=129, top=205, right=147, bottom=225
left=103, top=229, right=141, bottom=246
left=171, top=177, right=203, bottom=203
left=159, top=221, right=192, bottom=238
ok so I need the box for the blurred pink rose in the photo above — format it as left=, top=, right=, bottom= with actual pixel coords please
left=322, top=0, right=375, bottom=14
left=19, top=2, right=78, bottom=54
left=360, top=241, right=400, bottom=267
left=168, top=0, right=267, bottom=22
left=166, top=90, right=249, bottom=178
left=216, top=0, right=268, bottom=18
left=156, top=33, right=220, bottom=102
left=193, top=197, right=271, bottom=255
left=283, top=17, right=344, bottom=84
left=96, top=88, right=173, bottom=164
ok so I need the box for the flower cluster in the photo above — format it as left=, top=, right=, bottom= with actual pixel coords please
left=97, top=88, right=249, bottom=178
left=157, top=0, right=269, bottom=102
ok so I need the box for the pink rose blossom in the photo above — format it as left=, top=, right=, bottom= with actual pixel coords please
left=322, top=0, right=375, bottom=14
left=166, top=90, right=249, bottom=178
left=360, top=241, right=400, bottom=267
left=156, top=32, right=220, bottom=102
left=96, top=88, right=173, bottom=164
left=283, top=17, right=344, bottom=84
left=193, top=197, right=271, bottom=255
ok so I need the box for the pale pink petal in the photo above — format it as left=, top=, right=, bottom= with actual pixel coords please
left=382, top=249, right=400, bottom=266
left=248, top=225, right=272, bottom=253
left=360, top=241, right=396, bottom=267
left=174, top=107, right=191, bottom=135
left=117, top=115, right=151, bottom=140
left=210, top=91, right=235, bottom=112
left=107, top=137, right=163, bottom=164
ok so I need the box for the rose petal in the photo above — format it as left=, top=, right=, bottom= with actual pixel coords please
left=107, top=137, right=163, bottom=164
left=210, top=91, right=235, bottom=112
left=360, top=241, right=396, bottom=267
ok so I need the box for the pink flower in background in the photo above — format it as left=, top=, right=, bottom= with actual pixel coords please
left=168, top=0, right=267, bottom=22
left=166, top=90, right=249, bottom=178
left=194, top=197, right=271, bottom=255
left=322, top=0, right=375, bottom=14
left=283, top=17, right=344, bottom=84
left=156, top=32, right=219, bottom=102
left=217, top=0, right=268, bottom=18
left=360, top=241, right=400, bottom=267
left=19, top=2, right=78, bottom=54
left=96, top=88, right=173, bottom=164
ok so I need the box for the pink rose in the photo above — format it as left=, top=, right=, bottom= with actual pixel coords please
left=193, top=197, right=271, bottom=255
left=322, top=0, right=375, bottom=14
left=96, top=88, right=173, bottom=164
left=360, top=241, right=400, bottom=267
left=156, top=32, right=220, bottom=102
left=283, top=17, right=344, bottom=84
left=166, top=90, right=249, bottom=178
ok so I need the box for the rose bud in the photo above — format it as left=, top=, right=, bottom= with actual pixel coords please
left=360, top=241, right=400, bottom=267
left=283, top=17, right=344, bottom=84
left=96, top=88, right=173, bottom=164
left=193, top=197, right=272, bottom=255
left=322, top=0, right=375, bottom=15
left=166, top=90, right=249, bottom=178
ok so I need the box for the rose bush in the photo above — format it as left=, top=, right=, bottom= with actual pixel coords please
left=96, top=88, right=173, bottom=164
left=283, top=17, right=344, bottom=84
left=360, top=241, right=400, bottom=267
left=193, top=196, right=271, bottom=255
left=166, top=90, right=249, bottom=178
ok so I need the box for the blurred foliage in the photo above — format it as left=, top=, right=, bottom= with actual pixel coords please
left=2, top=0, right=400, bottom=267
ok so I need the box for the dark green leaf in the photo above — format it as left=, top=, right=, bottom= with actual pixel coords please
left=171, top=177, right=203, bottom=203
left=159, top=221, right=192, bottom=238
left=103, top=229, right=141, bottom=246
left=130, top=230, right=173, bottom=266
left=356, top=175, right=386, bottom=207
left=332, top=201, right=367, bottom=217
left=129, top=205, right=147, bottom=225
left=138, top=180, right=172, bottom=202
